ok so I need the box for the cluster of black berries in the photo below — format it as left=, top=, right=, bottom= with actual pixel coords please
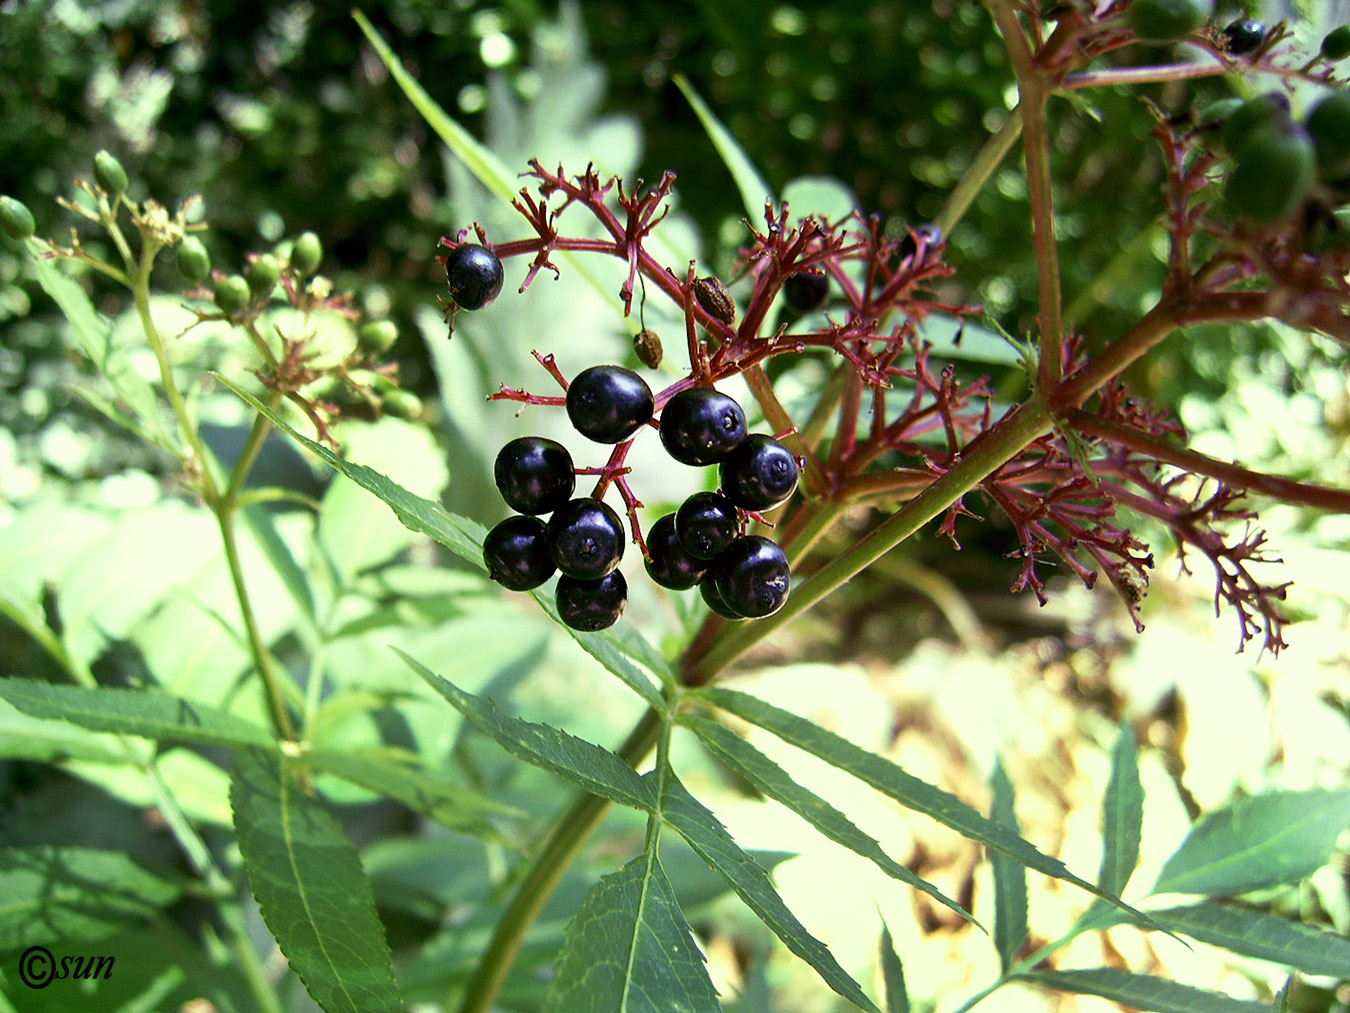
left=481, top=365, right=799, bottom=632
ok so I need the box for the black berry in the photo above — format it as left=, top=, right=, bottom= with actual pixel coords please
left=483, top=515, right=556, bottom=591
left=566, top=365, right=654, bottom=444
left=494, top=437, right=575, bottom=515
left=719, top=434, right=800, bottom=511
left=700, top=577, right=746, bottom=620
left=546, top=497, right=626, bottom=579
left=676, top=492, right=739, bottom=561
left=782, top=270, right=830, bottom=314
left=556, top=571, right=627, bottom=631
left=659, top=388, right=748, bottom=466
left=898, top=223, right=942, bottom=260
left=1221, top=18, right=1265, bottom=55
left=644, top=513, right=707, bottom=590
left=711, top=535, right=791, bottom=619
left=444, top=243, right=505, bottom=311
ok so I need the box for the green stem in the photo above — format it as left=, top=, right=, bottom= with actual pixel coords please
left=453, top=707, right=665, bottom=1013
left=934, top=106, right=1024, bottom=239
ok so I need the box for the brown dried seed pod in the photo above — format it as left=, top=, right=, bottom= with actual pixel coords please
left=633, top=328, right=663, bottom=368
left=693, top=276, right=736, bottom=325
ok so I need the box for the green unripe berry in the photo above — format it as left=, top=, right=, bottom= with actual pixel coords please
left=1220, top=93, right=1292, bottom=159
left=176, top=236, right=211, bottom=284
left=0, top=196, right=36, bottom=240
left=93, top=150, right=128, bottom=197
left=381, top=388, right=422, bottom=419
left=1225, top=121, right=1316, bottom=225
left=358, top=319, right=398, bottom=353
left=246, top=254, right=280, bottom=299
left=1127, top=0, right=1212, bottom=44
left=214, top=274, right=252, bottom=315
left=1305, top=91, right=1350, bottom=178
left=1321, top=25, right=1350, bottom=62
left=291, top=231, right=322, bottom=275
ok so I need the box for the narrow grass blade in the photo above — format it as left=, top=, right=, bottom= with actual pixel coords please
left=989, top=757, right=1028, bottom=972
left=1021, top=968, right=1270, bottom=1012
left=672, top=73, right=774, bottom=221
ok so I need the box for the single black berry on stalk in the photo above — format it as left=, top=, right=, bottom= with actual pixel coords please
left=711, top=535, right=791, bottom=619
left=898, top=223, right=942, bottom=260
left=444, top=243, right=505, bottom=311
left=719, top=434, right=800, bottom=511
left=546, top=497, right=625, bottom=579
left=556, top=571, right=627, bottom=631
left=483, top=515, right=556, bottom=591
left=700, top=577, right=746, bottom=620
left=1222, top=18, right=1265, bottom=55
left=644, top=513, right=707, bottom=590
left=676, top=492, right=739, bottom=561
left=566, top=365, right=655, bottom=444
left=782, top=270, right=830, bottom=314
left=659, top=388, right=748, bottom=465
left=494, top=437, right=575, bottom=515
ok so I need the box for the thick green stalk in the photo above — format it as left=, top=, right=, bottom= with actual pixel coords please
left=454, top=707, right=665, bottom=1013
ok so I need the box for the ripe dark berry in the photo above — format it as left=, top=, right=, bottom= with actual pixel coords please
left=644, top=513, right=707, bottom=590
left=557, top=571, right=627, bottom=631
left=546, top=497, right=626, bottom=579
left=444, top=243, right=505, bottom=311
left=494, top=437, right=575, bottom=515
left=700, top=577, right=746, bottom=620
left=711, top=535, right=791, bottom=619
left=718, top=434, right=800, bottom=511
left=1221, top=19, right=1265, bottom=56
left=898, top=223, right=942, bottom=260
left=566, top=365, right=654, bottom=444
left=483, top=515, right=556, bottom=591
left=659, top=388, right=748, bottom=466
left=782, top=271, right=830, bottom=314
left=676, top=492, right=739, bottom=561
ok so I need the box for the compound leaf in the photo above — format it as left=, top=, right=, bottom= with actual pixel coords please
left=1152, top=789, right=1350, bottom=896
left=0, top=680, right=273, bottom=751
left=398, top=651, right=656, bottom=813
left=544, top=852, right=720, bottom=1013
left=660, top=774, right=881, bottom=1013
left=989, top=757, right=1028, bottom=973
left=1021, top=968, right=1269, bottom=1012
left=231, top=748, right=402, bottom=1013
left=682, top=714, right=977, bottom=928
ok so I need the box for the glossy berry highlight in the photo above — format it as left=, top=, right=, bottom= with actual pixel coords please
left=556, top=571, right=627, bottom=631
left=1221, top=19, right=1265, bottom=55
left=566, top=365, right=654, bottom=444
left=676, top=492, right=739, bottom=561
left=644, top=513, right=707, bottom=590
left=483, top=515, right=556, bottom=591
left=659, top=387, right=748, bottom=465
left=495, top=437, right=576, bottom=516
left=546, top=497, right=626, bottom=579
left=719, top=434, right=800, bottom=511
left=710, top=535, right=791, bottom=619
left=444, top=243, right=505, bottom=311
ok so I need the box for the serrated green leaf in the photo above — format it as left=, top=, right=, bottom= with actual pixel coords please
left=223, top=378, right=671, bottom=706
left=1153, top=789, right=1350, bottom=896
left=352, top=11, right=517, bottom=205
left=682, top=714, right=977, bottom=928
left=1098, top=725, right=1143, bottom=897
left=659, top=774, right=881, bottom=1013
left=302, top=747, right=516, bottom=839
left=1143, top=901, right=1350, bottom=978
left=230, top=747, right=402, bottom=1013
left=0, top=846, right=181, bottom=952
left=544, top=852, right=721, bottom=1013
left=702, top=688, right=1148, bottom=921
left=0, top=680, right=274, bottom=750
left=989, top=757, right=1027, bottom=973
left=0, top=697, right=127, bottom=764
left=879, top=923, right=910, bottom=1013
left=398, top=650, right=657, bottom=812
left=673, top=73, right=774, bottom=222
left=1021, top=968, right=1270, bottom=1012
